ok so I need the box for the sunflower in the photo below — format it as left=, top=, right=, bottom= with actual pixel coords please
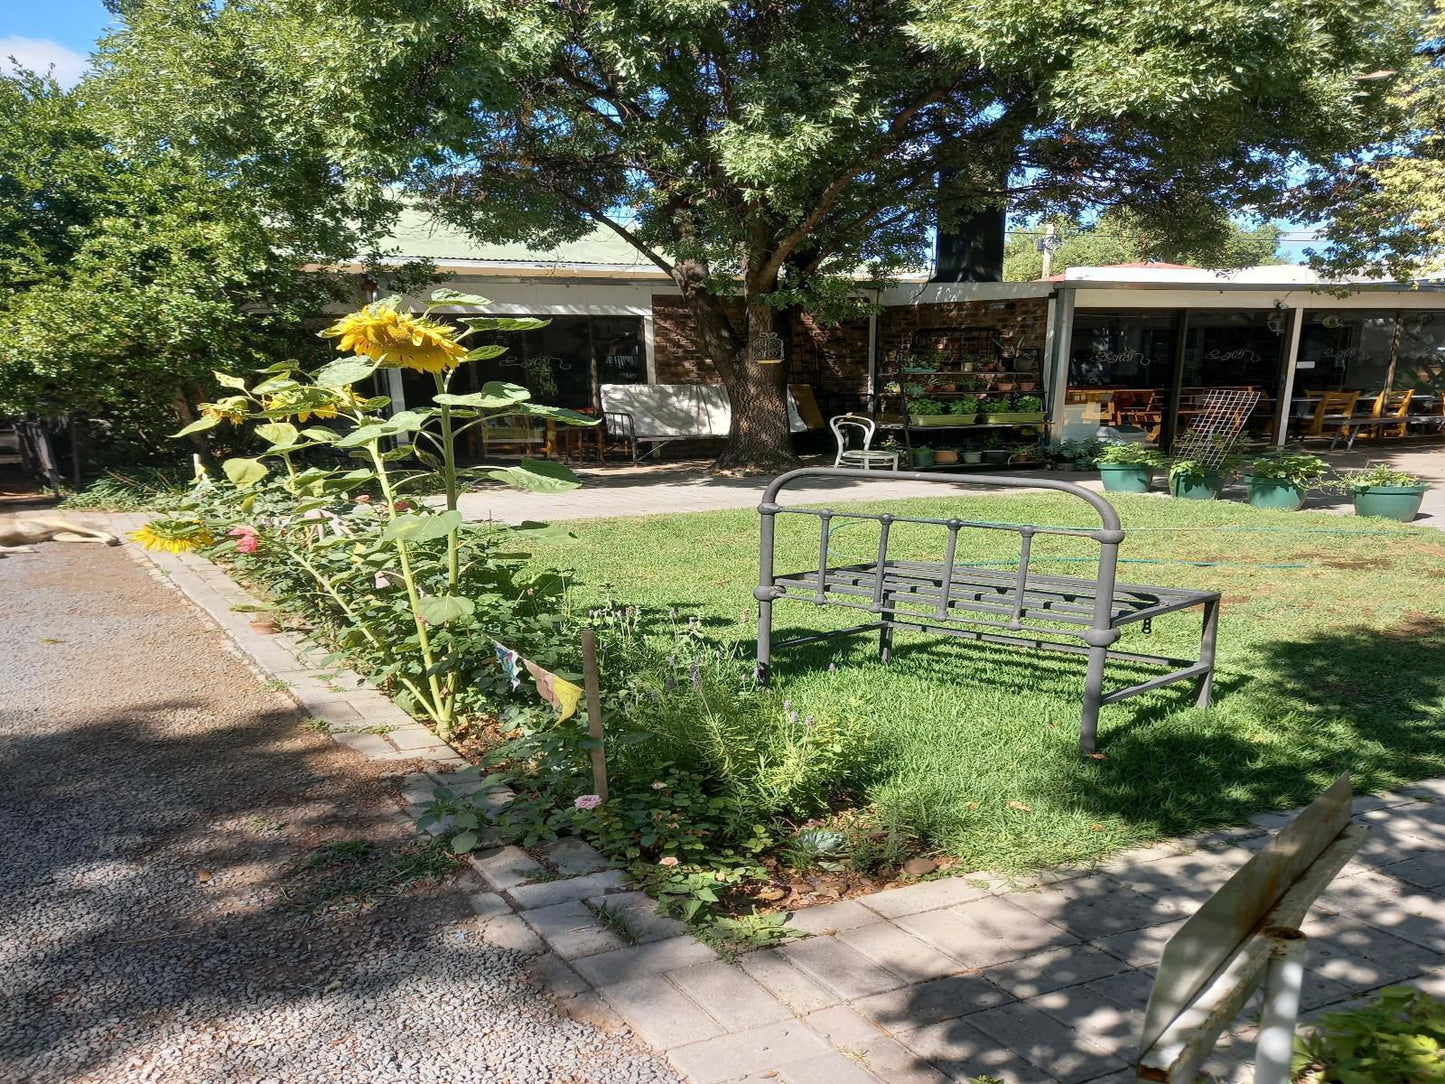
left=130, top=519, right=216, bottom=554
left=199, top=396, right=249, bottom=424
left=320, top=301, right=468, bottom=374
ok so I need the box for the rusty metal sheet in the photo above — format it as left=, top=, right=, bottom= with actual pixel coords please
left=1138, top=773, right=1353, bottom=1053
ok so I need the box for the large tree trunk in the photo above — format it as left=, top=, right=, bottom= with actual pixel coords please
left=683, top=288, right=803, bottom=476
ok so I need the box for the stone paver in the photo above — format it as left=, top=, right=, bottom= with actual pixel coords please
left=522, top=899, right=628, bottom=959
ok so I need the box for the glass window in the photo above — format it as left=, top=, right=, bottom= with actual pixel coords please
left=1068, top=311, right=1178, bottom=389
left=1295, top=311, right=1397, bottom=393
left=1396, top=311, right=1445, bottom=394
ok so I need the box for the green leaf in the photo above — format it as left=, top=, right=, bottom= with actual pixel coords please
left=485, top=458, right=583, bottom=493
left=315, top=356, right=376, bottom=388
left=301, top=427, right=340, bottom=443
left=453, top=811, right=479, bottom=829
left=222, top=457, right=269, bottom=488
left=417, top=594, right=476, bottom=624
left=384, top=409, right=436, bottom=432
left=459, top=316, right=550, bottom=333
left=511, top=520, right=579, bottom=543
left=510, top=404, right=599, bottom=426
left=426, top=288, right=494, bottom=308
left=380, top=510, right=463, bottom=541
left=336, top=423, right=391, bottom=448
left=464, top=344, right=509, bottom=361
left=450, top=830, right=479, bottom=854
left=434, top=381, right=532, bottom=409
left=172, top=416, right=221, bottom=437
left=213, top=370, right=248, bottom=390
left=255, top=421, right=299, bottom=446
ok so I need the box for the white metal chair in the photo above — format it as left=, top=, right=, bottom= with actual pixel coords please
left=830, top=414, right=899, bottom=470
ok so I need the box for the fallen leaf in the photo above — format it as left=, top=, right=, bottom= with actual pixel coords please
left=196, top=869, right=213, bottom=883
left=1090, top=823, right=1105, bottom=831
left=322, top=980, right=342, bottom=995
left=40, top=638, right=66, bottom=644
left=1088, top=752, right=1109, bottom=761
left=1005, top=801, right=1033, bottom=813
left=964, top=801, right=980, bottom=810
left=757, top=887, right=786, bottom=901
left=903, top=857, right=938, bottom=877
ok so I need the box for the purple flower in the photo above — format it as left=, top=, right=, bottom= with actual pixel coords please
left=665, top=674, right=676, bottom=693
left=689, top=665, right=702, bottom=691
left=783, top=699, right=792, bottom=711
left=573, top=794, right=602, bottom=811
left=804, top=716, right=815, bottom=729
left=789, top=711, right=799, bottom=724
left=828, top=662, right=837, bottom=673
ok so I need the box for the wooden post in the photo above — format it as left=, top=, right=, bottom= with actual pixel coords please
left=580, top=629, right=608, bottom=802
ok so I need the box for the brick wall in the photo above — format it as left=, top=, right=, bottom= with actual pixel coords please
left=650, top=294, right=1050, bottom=390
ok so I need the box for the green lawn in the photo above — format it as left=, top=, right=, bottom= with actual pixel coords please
left=522, top=491, right=1445, bottom=873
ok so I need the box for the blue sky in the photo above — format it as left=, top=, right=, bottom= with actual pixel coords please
left=1, top=0, right=115, bottom=85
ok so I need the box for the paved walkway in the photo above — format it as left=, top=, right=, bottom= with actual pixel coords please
left=456, top=443, right=1445, bottom=526
left=0, top=530, right=679, bottom=1084
left=65, top=513, right=1445, bottom=1084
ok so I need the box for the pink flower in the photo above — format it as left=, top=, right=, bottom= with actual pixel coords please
left=228, top=525, right=257, bottom=537
left=394, top=500, right=415, bottom=511
left=234, top=534, right=259, bottom=554
left=354, top=494, right=372, bottom=504
left=574, top=794, right=602, bottom=811
left=658, top=856, right=680, bottom=867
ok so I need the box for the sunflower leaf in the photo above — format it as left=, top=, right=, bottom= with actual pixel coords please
left=222, top=457, right=270, bottom=489
left=315, top=357, right=376, bottom=388
left=381, top=510, right=462, bottom=541
left=484, top=458, right=583, bottom=493
left=172, top=416, right=222, bottom=437
left=417, top=594, right=475, bottom=624
left=426, top=289, right=494, bottom=308
left=213, top=371, right=248, bottom=391
left=255, top=421, right=299, bottom=447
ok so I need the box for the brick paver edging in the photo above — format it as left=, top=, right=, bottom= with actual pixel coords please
left=101, top=514, right=1445, bottom=1084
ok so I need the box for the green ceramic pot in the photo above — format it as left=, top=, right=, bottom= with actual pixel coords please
left=910, top=447, right=936, bottom=468
left=1353, top=485, right=1428, bottom=522
left=1097, top=463, right=1153, bottom=493
left=1247, top=480, right=1306, bottom=511
left=1169, top=471, right=1224, bottom=500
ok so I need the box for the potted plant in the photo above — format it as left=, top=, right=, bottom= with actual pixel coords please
left=949, top=395, right=981, bottom=423
left=934, top=447, right=959, bottom=465
left=962, top=447, right=983, bottom=464
left=1095, top=442, right=1165, bottom=492
left=1337, top=463, right=1430, bottom=521
left=1168, top=450, right=1245, bottom=500
left=982, top=395, right=1047, bottom=424
left=908, top=398, right=954, bottom=426
left=1247, top=452, right=1328, bottom=511
left=912, top=445, right=936, bottom=467
left=981, top=433, right=1011, bottom=465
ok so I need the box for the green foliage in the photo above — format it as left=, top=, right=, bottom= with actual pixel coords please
left=1250, top=453, right=1329, bottom=489
left=908, top=398, right=950, bottom=417
left=1014, top=396, right=1043, bottom=413
left=1095, top=443, right=1166, bottom=467
left=61, top=467, right=191, bottom=510
left=1004, top=210, right=1285, bottom=281
left=96, top=0, right=1415, bottom=467
left=1337, top=463, right=1426, bottom=490
left=1295, top=986, right=1445, bottom=1083
left=1049, top=439, right=1106, bottom=469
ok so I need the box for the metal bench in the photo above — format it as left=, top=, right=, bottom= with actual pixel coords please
left=754, top=468, right=1221, bottom=754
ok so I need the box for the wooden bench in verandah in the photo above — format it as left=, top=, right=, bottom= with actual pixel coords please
left=753, top=468, right=1221, bottom=754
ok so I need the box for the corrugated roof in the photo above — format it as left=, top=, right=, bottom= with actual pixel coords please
left=380, top=208, right=653, bottom=268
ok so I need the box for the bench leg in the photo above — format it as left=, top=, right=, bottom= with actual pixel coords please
left=1196, top=599, right=1219, bottom=707
left=878, top=623, right=894, bottom=664
left=1079, top=645, right=1107, bottom=755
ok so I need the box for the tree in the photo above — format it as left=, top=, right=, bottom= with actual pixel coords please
left=1300, top=13, right=1445, bottom=281
left=0, top=67, right=369, bottom=463
left=98, top=0, right=1414, bottom=472
left=1004, top=211, right=1284, bottom=280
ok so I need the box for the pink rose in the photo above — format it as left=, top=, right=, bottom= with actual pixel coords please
left=658, top=856, right=679, bottom=867
left=574, top=794, right=602, bottom=811
left=234, top=534, right=259, bottom=555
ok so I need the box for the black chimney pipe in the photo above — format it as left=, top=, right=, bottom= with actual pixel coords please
left=931, top=206, right=1006, bottom=283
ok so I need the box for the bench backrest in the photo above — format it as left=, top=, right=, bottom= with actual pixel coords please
left=601, top=383, right=813, bottom=437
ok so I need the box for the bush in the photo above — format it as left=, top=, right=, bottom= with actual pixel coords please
left=1295, top=985, right=1445, bottom=1082
left=1095, top=442, right=1165, bottom=467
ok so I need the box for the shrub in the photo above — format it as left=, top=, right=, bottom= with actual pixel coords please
left=1249, top=453, right=1328, bottom=488
left=1095, top=442, right=1166, bottom=467
left=1295, top=985, right=1445, bottom=1082
left=1336, top=463, right=1425, bottom=490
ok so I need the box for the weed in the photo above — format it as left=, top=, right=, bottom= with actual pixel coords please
left=592, top=902, right=641, bottom=946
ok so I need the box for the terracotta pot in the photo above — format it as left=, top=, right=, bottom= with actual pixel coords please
left=934, top=450, right=959, bottom=465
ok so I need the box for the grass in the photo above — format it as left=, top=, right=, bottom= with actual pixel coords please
left=521, top=490, right=1445, bottom=874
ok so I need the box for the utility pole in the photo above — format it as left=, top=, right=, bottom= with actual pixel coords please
left=1038, top=223, right=1058, bottom=279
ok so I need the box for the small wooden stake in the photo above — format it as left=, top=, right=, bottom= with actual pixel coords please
left=580, top=629, right=608, bottom=802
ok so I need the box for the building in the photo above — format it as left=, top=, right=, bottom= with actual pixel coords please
left=360, top=213, right=1445, bottom=451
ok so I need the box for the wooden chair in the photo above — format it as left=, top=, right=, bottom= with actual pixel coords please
left=1306, top=391, right=1361, bottom=442
left=1368, top=390, right=1413, bottom=440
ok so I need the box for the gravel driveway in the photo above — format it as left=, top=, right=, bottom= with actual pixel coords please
left=0, top=538, right=679, bottom=1084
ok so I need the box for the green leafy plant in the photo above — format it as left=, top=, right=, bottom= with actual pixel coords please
left=1095, top=442, right=1166, bottom=467
left=1336, top=463, right=1426, bottom=490
left=1294, top=985, right=1445, bottom=1083
left=1250, top=453, right=1329, bottom=488
left=950, top=395, right=981, bottom=415
left=1013, top=395, right=1044, bottom=413
left=1050, top=438, right=1106, bottom=468
left=907, top=397, right=949, bottom=416
left=781, top=826, right=849, bottom=872
left=1168, top=443, right=1246, bottom=483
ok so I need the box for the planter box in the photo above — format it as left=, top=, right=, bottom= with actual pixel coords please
left=981, top=450, right=1012, bottom=465
left=933, top=450, right=960, bottom=465
left=1170, top=471, right=1224, bottom=500
left=1098, top=463, right=1154, bottom=493
left=1354, top=484, right=1428, bottom=522
left=1248, top=480, right=1306, bottom=511
left=910, top=414, right=958, bottom=426
left=982, top=412, right=1047, bottom=424
left=946, top=412, right=978, bottom=424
